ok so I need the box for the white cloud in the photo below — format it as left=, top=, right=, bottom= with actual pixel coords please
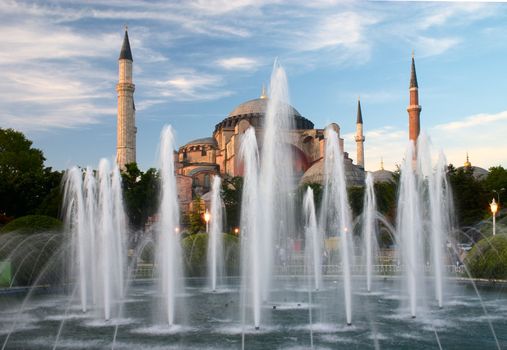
left=415, top=36, right=461, bottom=57
left=343, top=126, right=407, bottom=172
left=146, top=71, right=232, bottom=101
left=293, top=12, right=377, bottom=52
left=433, top=110, right=507, bottom=131
left=344, top=109, right=507, bottom=172
left=215, top=57, right=260, bottom=71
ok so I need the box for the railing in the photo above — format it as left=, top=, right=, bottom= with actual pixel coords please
left=131, top=264, right=465, bottom=279
left=276, top=264, right=465, bottom=275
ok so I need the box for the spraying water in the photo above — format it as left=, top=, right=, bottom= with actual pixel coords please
left=208, top=175, right=223, bottom=292
left=239, top=127, right=261, bottom=329
left=259, top=61, right=295, bottom=301
left=397, top=142, right=423, bottom=318
left=156, top=125, right=183, bottom=326
left=321, top=128, right=353, bottom=325
left=363, top=172, right=378, bottom=293
left=416, top=135, right=451, bottom=309
left=62, top=160, right=126, bottom=320
left=303, top=187, right=322, bottom=291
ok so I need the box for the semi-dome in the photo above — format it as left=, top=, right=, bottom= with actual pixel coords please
left=372, top=169, right=395, bottom=183
left=300, top=157, right=365, bottom=187
left=214, top=96, right=314, bottom=132
left=184, top=137, right=217, bottom=148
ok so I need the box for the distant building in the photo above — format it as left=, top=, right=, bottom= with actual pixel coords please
left=372, top=158, right=395, bottom=184
left=459, top=153, right=488, bottom=179
left=115, top=31, right=424, bottom=213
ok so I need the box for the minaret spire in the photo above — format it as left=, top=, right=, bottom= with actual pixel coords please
left=116, top=28, right=136, bottom=170
left=119, top=28, right=133, bottom=61
left=355, top=97, right=365, bottom=169
left=407, top=51, right=421, bottom=143
left=356, top=96, right=363, bottom=124
left=260, top=83, right=267, bottom=99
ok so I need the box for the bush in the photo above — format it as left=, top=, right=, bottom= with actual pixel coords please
left=465, top=234, right=507, bottom=280
left=0, top=215, right=62, bottom=235
left=181, top=233, right=240, bottom=277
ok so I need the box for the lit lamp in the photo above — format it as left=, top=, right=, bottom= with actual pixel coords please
left=234, top=227, right=240, bottom=235
left=490, top=199, right=498, bottom=236
left=204, top=209, right=211, bottom=233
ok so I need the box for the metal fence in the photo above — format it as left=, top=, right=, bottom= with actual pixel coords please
left=132, top=263, right=465, bottom=279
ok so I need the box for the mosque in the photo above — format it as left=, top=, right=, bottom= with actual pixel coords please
left=115, top=30, right=422, bottom=211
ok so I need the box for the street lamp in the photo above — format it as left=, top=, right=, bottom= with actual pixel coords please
left=490, top=198, right=498, bottom=236
left=493, top=188, right=505, bottom=204
left=234, top=227, right=240, bottom=235
left=204, top=209, right=211, bottom=233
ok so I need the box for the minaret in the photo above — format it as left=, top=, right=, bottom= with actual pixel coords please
left=116, top=28, right=136, bottom=170
left=355, top=97, right=365, bottom=169
left=407, top=51, right=421, bottom=143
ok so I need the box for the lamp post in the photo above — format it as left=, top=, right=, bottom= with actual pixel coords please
left=490, top=198, right=498, bottom=236
left=492, top=188, right=505, bottom=204
left=204, top=209, right=211, bottom=234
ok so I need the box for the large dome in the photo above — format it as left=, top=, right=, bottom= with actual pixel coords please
left=214, top=97, right=314, bottom=132
left=228, top=98, right=302, bottom=118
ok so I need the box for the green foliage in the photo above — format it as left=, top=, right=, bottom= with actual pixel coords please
left=0, top=215, right=62, bottom=235
left=187, top=197, right=205, bottom=234
left=121, top=163, right=160, bottom=229
left=374, top=181, right=397, bottom=221
left=348, top=186, right=364, bottom=218
left=483, top=166, right=507, bottom=195
left=448, top=165, right=488, bottom=227
left=0, top=231, right=63, bottom=286
left=466, top=234, right=507, bottom=280
left=0, top=128, right=62, bottom=218
left=221, top=176, right=243, bottom=232
left=181, top=233, right=240, bottom=277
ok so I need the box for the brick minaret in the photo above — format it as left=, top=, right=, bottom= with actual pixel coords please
left=354, top=97, right=365, bottom=169
left=407, top=52, right=421, bottom=143
left=116, top=29, right=136, bottom=170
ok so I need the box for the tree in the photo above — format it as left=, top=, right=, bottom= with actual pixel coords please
left=483, top=166, right=507, bottom=199
left=187, top=196, right=205, bottom=234
left=221, top=176, right=243, bottom=232
left=0, top=128, right=61, bottom=219
left=448, top=164, right=488, bottom=228
left=466, top=233, right=507, bottom=280
left=121, top=163, right=159, bottom=230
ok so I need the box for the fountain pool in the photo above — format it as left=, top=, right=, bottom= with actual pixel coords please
left=0, top=278, right=505, bottom=349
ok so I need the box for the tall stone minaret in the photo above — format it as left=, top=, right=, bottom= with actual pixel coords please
left=355, top=97, right=365, bottom=169
left=116, top=28, right=136, bottom=170
left=407, top=52, right=421, bottom=143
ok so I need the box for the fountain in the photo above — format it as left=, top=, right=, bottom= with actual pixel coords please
left=396, top=134, right=454, bottom=317
left=321, top=127, right=354, bottom=326
left=208, top=175, right=224, bottom=292
left=156, top=125, right=184, bottom=326
left=303, top=187, right=322, bottom=291
left=362, top=172, right=378, bottom=293
left=62, top=160, right=126, bottom=320
left=239, top=127, right=261, bottom=329
left=1, top=67, right=506, bottom=350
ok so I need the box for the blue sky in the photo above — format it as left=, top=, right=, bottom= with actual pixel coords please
left=1, top=0, right=507, bottom=172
